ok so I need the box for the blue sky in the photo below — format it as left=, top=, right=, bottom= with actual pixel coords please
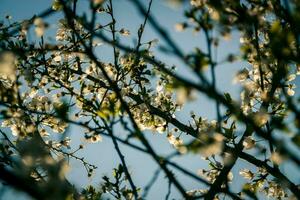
left=0, top=0, right=249, bottom=199
left=2, top=0, right=298, bottom=199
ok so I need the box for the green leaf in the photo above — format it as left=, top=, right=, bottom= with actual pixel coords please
left=292, top=135, right=300, bottom=147
left=224, top=92, right=232, bottom=103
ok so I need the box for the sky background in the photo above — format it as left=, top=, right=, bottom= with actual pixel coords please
left=0, top=0, right=299, bottom=199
